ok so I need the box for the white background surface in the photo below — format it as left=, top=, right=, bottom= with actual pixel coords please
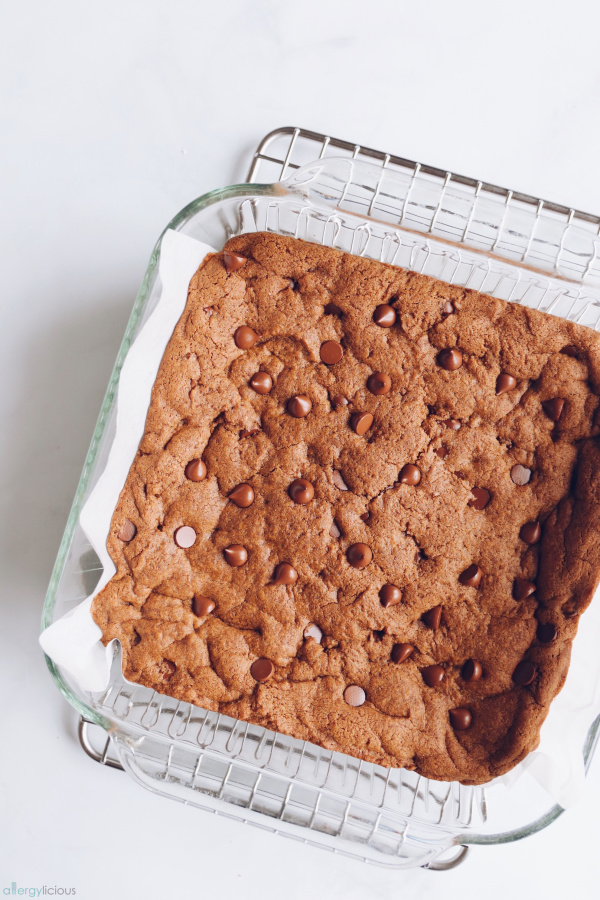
left=3, top=1, right=600, bottom=897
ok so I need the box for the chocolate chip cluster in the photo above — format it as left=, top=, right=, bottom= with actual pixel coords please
left=116, top=249, right=566, bottom=732
left=98, top=232, right=600, bottom=783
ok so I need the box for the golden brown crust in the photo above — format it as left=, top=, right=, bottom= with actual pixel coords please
left=92, top=232, right=600, bottom=784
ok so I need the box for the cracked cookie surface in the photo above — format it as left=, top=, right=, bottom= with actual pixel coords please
left=92, top=232, right=600, bottom=784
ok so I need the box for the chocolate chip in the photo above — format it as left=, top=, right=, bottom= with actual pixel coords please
left=462, top=659, right=483, bottom=682
left=367, top=372, right=392, bottom=395
left=185, top=459, right=207, bottom=482
left=329, top=520, right=342, bottom=538
left=249, top=371, right=273, bottom=394
left=351, top=412, right=374, bottom=435
left=234, top=326, right=259, bottom=350
left=422, top=665, right=445, bottom=687
left=320, top=340, right=344, bottom=365
left=360, top=512, right=370, bottom=523
left=174, top=526, right=196, bottom=548
left=520, top=521, right=541, bottom=544
left=251, top=658, right=274, bottom=682
left=373, top=304, right=396, bottom=327
left=344, top=685, right=366, bottom=707
left=496, top=373, right=517, bottom=395
left=223, top=544, right=248, bottom=566
left=459, top=564, right=482, bottom=588
left=288, top=478, right=314, bottom=504
left=223, top=251, right=247, bottom=273
left=537, top=622, right=557, bottom=643
left=331, top=394, right=348, bottom=407
left=332, top=470, right=348, bottom=491
left=304, top=623, right=323, bottom=643
left=229, top=483, right=255, bottom=508
left=192, top=595, right=215, bottom=617
left=380, top=584, right=402, bottom=608
left=324, top=302, right=343, bottom=316
left=423, top=606, right=442, bottom=629
left=511, top=464, right=532, bottom=485
left=273, top=562, right=298, bottom=585
left=391, top=643, right=414, bottom=664
left=399, top=464, right=421, bottom=485
left=287, top=394, right=312, bottom=417
left=442, top=300, right=454, bottom=316
left=449, top=708, right=472, bottom=730
left=513, top=578, right=536, bottom=601
left=445, top=419, right=461, bottom=430
left=513, top=660, right=536, bottom=686
left=346, top=543, right=372, bottom=568
left=435, top=447, right=449, bottom=459
left=437, top=348, right=463, bottom=371
left=469, top=487, right=491, bottom=510
left=118, top=520, right=137, bottom=542
left=542, top=398, right=565, bottom=421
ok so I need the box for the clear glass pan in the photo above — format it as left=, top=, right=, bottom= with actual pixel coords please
left=42, top=156, right=600, bottom=868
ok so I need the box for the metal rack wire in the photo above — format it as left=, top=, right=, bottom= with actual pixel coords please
left=246, top=127, right=600, bottom=298
left=247, top=125, right=600, bottom=227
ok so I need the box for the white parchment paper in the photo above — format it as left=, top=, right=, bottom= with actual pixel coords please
left=40, top=229, right=600, bottom=807
left=40, top=230, right=215, bottom=690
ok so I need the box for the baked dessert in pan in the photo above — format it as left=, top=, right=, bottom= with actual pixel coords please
left=92, top=232, right=600, bottom=784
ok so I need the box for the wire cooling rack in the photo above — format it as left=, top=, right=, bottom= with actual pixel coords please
left=74, top=125, right=600, bottom=871
left=247, top=126, right=600, bottom=228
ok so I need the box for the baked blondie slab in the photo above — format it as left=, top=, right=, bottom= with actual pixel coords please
left=92, top=233, right=600, bottom=784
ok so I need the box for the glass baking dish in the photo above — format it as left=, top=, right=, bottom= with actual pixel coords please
left=42, top=148, right=600, bottom=869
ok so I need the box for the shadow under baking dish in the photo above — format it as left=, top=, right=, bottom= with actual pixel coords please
left=42, top=144, right=600, bottom=868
